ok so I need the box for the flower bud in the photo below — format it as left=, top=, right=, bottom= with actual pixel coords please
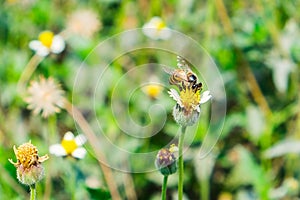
left=155, top=148, right=177, bottom=176
left=9, top=141, right=48, bottom=186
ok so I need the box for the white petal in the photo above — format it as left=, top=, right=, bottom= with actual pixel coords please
left=200, top=91, right=212, bottom=104
left=50, top=35, right=65, bottom=54
left=150, top=17, right=163, bottom=24
left=75, top=134, right=87, bottom=146
left=49, top=144, right=67, bottom=157
left=196, top=106, right=200, bottom=113
left=63, top=131, right=75, bottom=140
left=142, top=17, right=167, bottom=40
left=29, top=40, right=49, bottom=57
left=71, top=147, right=87, bottom=159
left=158, top=28, right=171, bottom=40
left=29, top=40, right=41, bottom=50
left=142, top=27, right=159, bottom=40
left=168, top=89, right=183, bottom=107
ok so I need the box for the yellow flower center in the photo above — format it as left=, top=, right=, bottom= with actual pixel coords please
left=61, top=139, right=78, bottom=155
left=15, top=142, right=39, bottom=169
left=179, top=87, right=200, bottom=112
left=155, top=21, right=166, bottom=30
left=38, top=31, right=54, bottom=48
left=144, top=84, right=163, bottom=99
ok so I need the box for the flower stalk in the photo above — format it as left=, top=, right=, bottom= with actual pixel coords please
left=17, top=54, right=43, bottom=94
left=155, top=145, right=178, bottom=200
left=30, top=184, right=36, bottom=200
left=161, top=175, right=168, bottom=200
left=63, top=99, right=121, bottom=200
left=178, top=126, right=186, bottom=200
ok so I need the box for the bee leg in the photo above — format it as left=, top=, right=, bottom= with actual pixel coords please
left=192, top=82, right=202, bottom=91
left=181, top=81, right=186, bottom=90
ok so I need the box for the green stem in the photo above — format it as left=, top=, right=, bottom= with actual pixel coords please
left=30, top=184, right=36, bottom=200
left=201, top=178, right=209, bottom=200
left=161, top=175, right=168, bottom=200
left=178, top=126, right=187, bottom=200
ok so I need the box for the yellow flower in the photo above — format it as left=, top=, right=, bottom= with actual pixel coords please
left=49, top=131, right=87, bottom=159
left=66, top=9, right=101, bottom=38
left=25, top=76, right=65, bottom=118
left=169, top=88, right=212, bottom=126
left=142, top=83, right=163, bottom=99
left=29, top=31, right=65, bottom=57
left=142, top=17, right=171, bottom=40
left=9, top=141, right=48, bottom=186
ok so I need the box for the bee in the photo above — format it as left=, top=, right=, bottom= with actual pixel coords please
left=164, top=56, right=202, bottom=91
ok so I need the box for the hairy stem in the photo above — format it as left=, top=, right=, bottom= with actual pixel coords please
left=30, top=184, right=36, bottom=200
left=178, top=126, right=187, bottom=200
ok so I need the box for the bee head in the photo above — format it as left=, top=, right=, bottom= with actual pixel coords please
left=188, top=74, right=197, bottom=83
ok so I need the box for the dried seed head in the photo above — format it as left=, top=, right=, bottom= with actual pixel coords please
left=9, top=141, right=48, bottom=185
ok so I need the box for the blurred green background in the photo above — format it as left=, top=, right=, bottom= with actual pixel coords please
left=0, top=0, right=300, bottom=199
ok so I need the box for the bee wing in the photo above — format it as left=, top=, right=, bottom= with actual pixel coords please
left=177, top=56, right=191, bottom=71
left=163, top=66, right=175, bottom=75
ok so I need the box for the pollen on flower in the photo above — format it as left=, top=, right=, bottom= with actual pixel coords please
left=38, top=31, right=54, bottom=48
left=179, top=87, right=201, bottom=114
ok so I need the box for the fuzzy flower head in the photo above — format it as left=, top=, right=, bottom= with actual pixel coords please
left=9, top=141, right=49, bottom=186
left=29, top=30, right=65, bottom=57
left=50, top=131, right=87, bottom=159
left=155, top=144, right=178, bottom=176
left=167, top=57, right=212, bottom=126
left=66, top=9, right=101, bottom=38
left=25, top=76, right=65, bottom=118
left=142, top=17, right=171, bottom=40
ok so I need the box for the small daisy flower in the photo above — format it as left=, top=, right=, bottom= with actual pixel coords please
left=9, top=141, right=49, bottom=186
left=49, top=131, right=87, bottom=159
left=24, top=76, right=65, bottom=118
left=142, top=77, right=164, bottom=100
left=169, top=88, right=212, bottom=126
left=142, top=17, right=171, bottom=40
left=29, top=31, right=65, bottom=57
left=66, top=9, right=101, bottom=38
left=167, top=57, right=212, bottom=126
left=143, top=84, right=163, bottom=99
